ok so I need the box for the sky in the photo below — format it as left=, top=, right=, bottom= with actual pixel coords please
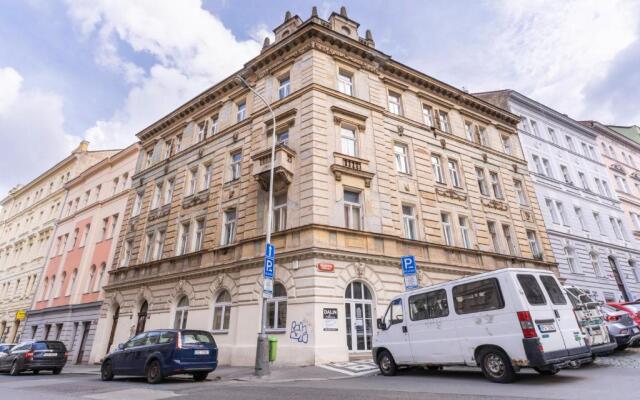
left=0, top=0, right=639, bottom=196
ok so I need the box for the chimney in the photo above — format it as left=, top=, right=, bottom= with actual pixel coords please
left=311, top=6, right=318, bottom=17
left=340, top=6, right=348, bottom=17
left=73, top=140, right=89, bottom=154
left=285, top=10, right=292, bottom=21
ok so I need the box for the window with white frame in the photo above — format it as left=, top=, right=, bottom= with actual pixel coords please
left=121, top=240, right=132, bottom=267
left=143, top=232, right=154, bottom=262
left=164, top=179, right=175, bottom=205
left=610, top=217, right=622, bottom=239
left=432, top=155, right=445, bottom=184
left=519, top=116, right=530, bottom=132
left=631, top=212, right=640, bottom=230
left=578, top=172, right=589, bottom=191
left=589, top=145, right=597, bottom=160
left=174, top=296, right=189, bottom=329
left=196, top=121, right=207, bottom=143
left=532, top=155, right=543, bottom=174
left=422, top=104, right=434, bottom=127
left=560, top=165, right=572, bottom=185
left=514, top=179, right=528, bottom=205
left=151, top=183, right=162, bottom=209
left=163, top=139, right=173, bottom=159
left=387, top=91, right=401, bottom=115
left=546, top=199, right=558, bottom=223
left=542, top=158, right=553, bottom=178
left=459, top=216, right=472, bottom=249
left=66, top=269, right=77, bottom=297
left=187, top=169, right=198, bottom=195
left=145, top=150, right=153, bottom=167
left=341, top=126, right=357, bottom=156
left=548, top=128, right=557, bottom=144
left=80, top=224, right=90, bottom=247
left=591, top=253, right=603, bottom=277
left=109, top=214, right=118, bottom=239
left=277, top=130, right=289, bottom=146
left=475, top=167, right=489, bottom=196
left=177, top=222, right=190, bottom=255
left=502, top=224, right=517, bottom=255
left=272, top=193, right=287, bottom=232
left=489, top=172, right=503, bottom=199
left=266, top=283, right=287, bottom=331
left=602, top=180, right=612, bottom=197
left=593, top=212, right=605, bottom=235
left=230, top=152, right=242, bottom=181
left=448, top=160, right=461, bottom=187
left=501, top=135, right=512, bottom=155
left=222, top=209, right=237, bottom=245
left=402, top=205, right=417, bottom=240
left=438, top=111, right=450, bottom=132
left=475, top=126, right=488, bottom=146
left=132, top=191, right=143, bottom=216
left=565, top=246, right=581, bottom=273
left=394, top=143, right=409, bottom=174
left=556, top=201, right=568, bottom=225
left=574, top=207, right=587, bottom=230
left=278, top=75, right=291, bottom=99
left=175, top=134, right=182, bottom=152
left=530, top=120, right=540, bottom=136
left=440, top=212, right=454, bottom=246
left=343, top=190, right=362, bottom=230
left=154, top=230, right=165, bottom=260
left=527, top=230, right=542, bottom=258
left=84, top=267, right=94, bottom=294
left=210, top=115, right=219, bottom=135
left=95, top=264, right=106, bottom=292
left=487, top=221, right=500, bottom=252
left=203, top=164, right=213, bottom=190
left=617, top=218, right=628, bottom=240
left=212, top=290, right=231, bottom=332
left=236, top=100, right=246, bottom=122
left=581, top=142, right=589, bottom=158
left=193, top=219, right=204, bottom=251
left=337, top=69, right=353, bottom=96
left=464, top=121, right=474, bottom=141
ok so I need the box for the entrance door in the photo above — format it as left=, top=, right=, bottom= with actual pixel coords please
left=609, top=257, right=630, bottom=301
left=345, top=282, right=374, bottom=352
left=76, top=321, right=91, bottom=364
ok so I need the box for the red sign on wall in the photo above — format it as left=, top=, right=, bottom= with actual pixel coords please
left=317, top=263, right=335, bottom=272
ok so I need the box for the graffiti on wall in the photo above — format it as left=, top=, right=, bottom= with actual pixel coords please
left=290, top=320, right=309, bottom=344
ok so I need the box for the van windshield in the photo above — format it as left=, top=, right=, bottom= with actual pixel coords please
left=517, top=274, right=546, bottom=305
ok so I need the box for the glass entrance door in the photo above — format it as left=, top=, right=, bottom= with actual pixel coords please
left=345, top=281, right=373, bottom=352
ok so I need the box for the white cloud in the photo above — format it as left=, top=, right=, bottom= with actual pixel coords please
left=65, top=0, right=264, bottom=149
left=0, top=67, right=79, bottom=196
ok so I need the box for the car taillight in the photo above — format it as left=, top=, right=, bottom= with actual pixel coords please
left=24, top=351, right=33, bottom=360
left=517, top=311, right=537, bottom=338
left=604, top=314, right=620, bottom=322
left=64, top=352, right=69, bottom=358
left=176, top=331, right=182, bottom=349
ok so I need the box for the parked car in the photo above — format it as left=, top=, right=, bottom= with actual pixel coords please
left=608, top=302, right=640, bottom=327
left=564, top=286, right=616, bottom=356
left=101, top=329, right=218, bottom=384
left=373, top=268, right=592, bottom=383
left=0, top=341, right=68, bottom=375
left=600, top=305, right=640, bottom=350
left=0, top=344, right=15, bottom=359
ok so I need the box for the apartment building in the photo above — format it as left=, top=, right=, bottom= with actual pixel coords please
left=0, top=141, right=117, bottom=343
left=92, top=8, right=555, bottom=366
left=22, top=144, right=138, bottom=364
left=477, top=91, right=640, bottom=302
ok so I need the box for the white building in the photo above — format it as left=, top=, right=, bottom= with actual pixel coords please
left=477, top=90, right=640, bottom=302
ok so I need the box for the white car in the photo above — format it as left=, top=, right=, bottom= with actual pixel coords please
left=373, top=268, right=592, bottom=383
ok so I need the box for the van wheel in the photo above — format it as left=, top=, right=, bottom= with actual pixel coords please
left=193, top=372, right=208, bottom=382
left=534, top=367, right=558, bottom=376
left=377, top=350, right=397, bottom=376
left=9, top=362, right=20, bottom=376
left=101, top=360, right=114, bottom=381
left=52, top=368, right=62, bottom=375
left=146, top=360, right=163, bottom=384
left=479, top=349, right=516, bottom=383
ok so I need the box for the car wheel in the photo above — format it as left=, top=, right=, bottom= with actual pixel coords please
left=192, top=372, right=208, bottom=382
left=376, top=350, right=397, bottom=376
left=9, top=362, right=20, bottom=376
left=617, top=344, right=629, bottom=351
left=533, top=367, right=559, bottom=376
left=52, top=368, right=62, bottom=375
left=101, top=360, right=114, bottom=381
left=146, top=360, right=163, bottom=384
left=32, top=370, right=40, bottom=375
left=479, top=348, right=516, bottom=383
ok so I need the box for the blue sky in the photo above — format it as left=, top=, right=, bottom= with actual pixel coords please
left=1, top=0, right=639, bottom=196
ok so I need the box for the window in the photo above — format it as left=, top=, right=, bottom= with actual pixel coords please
left=502, top=224, right=517, bottom=255
left=475, top=126, right=488, bottom=146
left=210, top=115, right=219, bottom=135
left=95, top=264, right=106, bottom=292
left=527, top=230, right=542, bottom=258
left=438, top=111, right=450, bottom=132
left=519, top=116, right=530, bottom=132
left=402, top=205, right=417, bottom=240
left=277, top=131, right=289, bottom=146
left=565, top=246, right=580, bottom=273
left=602, top=180, right=612, bottom=197
left=591, top=253, right=603, bottom=276
left=122, top=240, right=133, bottom=267
left=556, top=201, right=567, bottom=225
left=532, top=155, right=543, bottom=174
left=631, top=212, right=640, bottom=230
left=589, top=145, right=597, bottom=160
left=100, top=218, right=108, bottom=241
left=487, top=221, right=500, bottom=252
left=151, top=183, right=162, bottom=209
left=212, top=290, right=231, bottom=332
left=610, top=217, right=623, bottom=239
left=578, top=172, right=589, bottom=191
left=542, top=158, right=553, bottom=178
left=514, top=179, right=528, bottom=205
left=143, top=232, right=154, bottom=262
left=110, top=214, right=118, bottom=239
left=222, top=209, right=237, bottom=245
left=575, top=207, right=586, bottom=230
left=394, top=144, right=409, bottom=174
left=581, top=142, right=589, bottom=158
left=145, top=150, right=153, bottom=167
left=593, top=212, right=604, bottom=235
left=85, top=266, right=94, bottom=293
left=459, top=216, right=472, bottom=249
left=475, top=167, right=488, bottom=196
left=560, top=165, right=572, bottom=185
left=501, top=135, right=512, bottom=155
left=132, top=191, right=143, bottom=216
left=337, top=69, right=353, bottom=95
left=539, top=275, right=567, bottom=305
left=230, top=152, right=242, bottom=181
left=278, top=75, right=291, bottom=99
left=71, top=228, right=80, bottom=248
left=489, top=172, right=503, bottom=199
left=530, top=120, right=540, bottom=136
left=387, top=91, right=401, bottom=115
left=453, top=278, right=504, bottom=315
left=202, top=164, right=212, bottom=190
left=174, top=296, right=189, bottom=329
left=431, top=155, right=445, bottom=184
left=164, top=139, right=173, bottom=159
left=341, top=126, right=357, bottom=156
left=236, top=100, right=246, bottom=122
left=448, top=160, right=461, bottom=187
left=408, top=290, right=448, bottom=321
left=196, top=121, right=207, bottom=142
left=343, top=190, right=362, bottom=230
left=175, top=134, right=182, bottom=152
left=422, top=104, right=434, bottom=127
left=441, top=213, right=454, bottom=246
left=517, top=274, right=546, bottom=305
left=266, top=283, right=287, bottom=331
left=272, top=193, right=287, bottom=232
left=464, top=121, right=474, bottom=141
left=178, top=222, right=190, bottom=255
left=188, top=169, right=198, bottom=195
left=547, top=128, right=557, bottom=144
left=154, top=230, right=165, bottom=260
left=193, top=219, right=204, bottom=251
left=383, top=298, right=404, bottom=326
left=112, top=178, right=119, bottom=196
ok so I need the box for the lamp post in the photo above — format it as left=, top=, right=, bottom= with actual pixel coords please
left=235, top=74, right=276, bottom=377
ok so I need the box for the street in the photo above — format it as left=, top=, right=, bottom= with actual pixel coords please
left=1, top=350, right=638, bottom=400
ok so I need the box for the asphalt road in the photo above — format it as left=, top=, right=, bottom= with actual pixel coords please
left=0, top=356, right=636, bottom=400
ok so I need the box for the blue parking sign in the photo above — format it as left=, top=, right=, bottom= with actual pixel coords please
left=265, top=243, right=275, bottom=258
left=401, top=256, right=416, bottom=275
left=264, top=257, right=274, bottom=279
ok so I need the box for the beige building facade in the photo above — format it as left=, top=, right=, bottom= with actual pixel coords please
left=93, top=8, right=557, bottom=366
left=0, top=142, right=117, bottom=343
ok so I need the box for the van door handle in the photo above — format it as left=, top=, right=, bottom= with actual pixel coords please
left=402, top=326, right=408, bottom=333
left=554, top=310, right=560, bottom=318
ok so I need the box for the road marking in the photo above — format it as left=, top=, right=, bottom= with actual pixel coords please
left=319, top=360, right=379, bottom=376
left=84, top=388, right=179, bottom=400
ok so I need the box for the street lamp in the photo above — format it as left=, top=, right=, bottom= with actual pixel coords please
left=235, top=74, right=276, bottom=377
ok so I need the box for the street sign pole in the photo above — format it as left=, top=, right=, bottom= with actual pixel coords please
left=401, top=256, right=418, bottom=291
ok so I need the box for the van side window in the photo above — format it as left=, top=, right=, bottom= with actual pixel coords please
left=452, top=278, right=504, bottom=315
left=383, top=298, right=404, bottom=327
left=517, top=274, right=547, bottom=305
left=158, top=331, right=176, bottom=344
left=409, top=289, right=449, bottom=321
left=539, top=275, right=568, bottom=305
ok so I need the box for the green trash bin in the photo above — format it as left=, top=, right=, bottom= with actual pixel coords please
left=268, top=336, right=278, bottom=362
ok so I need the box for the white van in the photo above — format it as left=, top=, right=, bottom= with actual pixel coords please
left=373, top=268, right=592, bottom=383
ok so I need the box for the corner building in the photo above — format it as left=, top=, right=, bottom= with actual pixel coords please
left=94, top=8, right=556, bottom=366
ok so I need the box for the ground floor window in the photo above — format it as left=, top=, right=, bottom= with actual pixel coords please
left=266, top=283, right=287, bottom=332
left=174, top=296, right=189, bottom=329
left=213, top=290, right=231, bottom=332
left=345, top=281, right=373, bottom=352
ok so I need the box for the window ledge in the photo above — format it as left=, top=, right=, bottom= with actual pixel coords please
left=265, top=329, right=287, bottom=334
left=211, top=330, right=229, bottom=335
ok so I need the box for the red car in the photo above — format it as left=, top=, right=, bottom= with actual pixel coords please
left=608, top=303, right=640, bottom=326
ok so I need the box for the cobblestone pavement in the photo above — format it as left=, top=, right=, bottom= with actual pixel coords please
left=594, top=347, right=640, bottom=368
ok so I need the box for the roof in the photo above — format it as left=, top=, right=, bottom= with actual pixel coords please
left=608, top=125, right=640, bottom=144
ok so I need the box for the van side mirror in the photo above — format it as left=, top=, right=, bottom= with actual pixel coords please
left=117, top=343, right=125, bottom=350
left=376, top=318, right=386, bottom=330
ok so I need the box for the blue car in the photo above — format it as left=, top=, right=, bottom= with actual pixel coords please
left=101, top=329, right=218, bottom=384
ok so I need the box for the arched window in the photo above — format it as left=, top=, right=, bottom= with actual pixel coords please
left=94, top=263, right=106, bottom=292
left=66, top=269, right=78, bottom=296
left=135, top=301, right=148, bottom=335
left=47, top=275, right=56, bottom=300
left=266, top=283, right=287, bottom=331
left=174, top=296, right=189, bottom=329
left=341, top=26, right=351, bottom=35
left=57, top=271, right=66, bottom=298
left=212, top=290, right=231, bottom=332
left=85, top=265, right=96, bottom=293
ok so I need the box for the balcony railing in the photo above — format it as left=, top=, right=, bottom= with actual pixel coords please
left=330, top=152, right=375, bottom=188
left=251, top=144, right=296, bottom=191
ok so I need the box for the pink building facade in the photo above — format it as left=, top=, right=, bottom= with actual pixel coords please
left=24, top=144, right=139, bottom=364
